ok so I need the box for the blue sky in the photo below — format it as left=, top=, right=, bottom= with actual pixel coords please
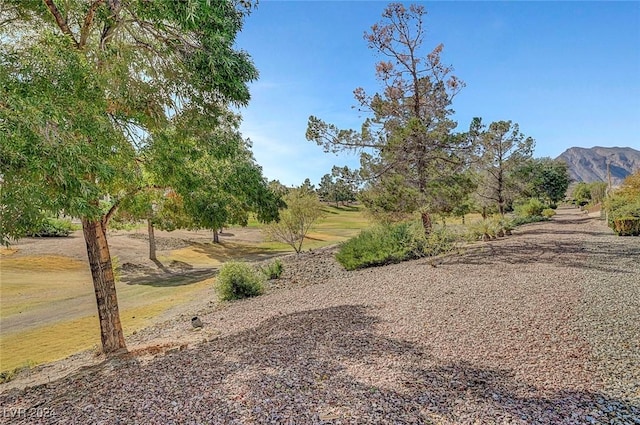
left=234, top=1, right=640, bottom=187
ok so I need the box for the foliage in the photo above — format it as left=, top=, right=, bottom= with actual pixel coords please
left=588, top=182, right=608, bottom=205
left=604, top=171, right=640, bottom=236
left=216, top=261, right=265, bottom=301
left=25, top=217, right=78, bottom=238
left=336, top=221, right=455, bottom=270
left=306, top=4, right=473, bottom=233
left=514, top=198, right=546, bottom=218
left=473, top=119, right=535, bottom=215
left=0, top=0, right=260, bottom=353
left=318, top=166, right=360, bottom=207
left=509, top=215, right=548, bottom=227
left=611, top=218, right=640, bottom=236
left=111, top=256, right=122, bottom=283
left=516, top=157, right=570, bottom=204
left=467, top=216, right=513, bottom=240
left=542, top=208, right=556, bottom=218
left=260, top=259, right=284, bottom=279
left=572, top=182, right=592, bottom=206
left=263, top=188, right=325, bottom=253
left=0, top=360, right=36, bottom=384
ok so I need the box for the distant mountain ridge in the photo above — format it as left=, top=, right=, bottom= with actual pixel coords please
left=556, top=146, right=640, bottom=185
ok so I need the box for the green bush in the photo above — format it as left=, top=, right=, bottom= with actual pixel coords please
left=542, top=208, right=556, bottom=218
left=510, top=215, right=548, bottom=227
left=216, top=261, right=265, bottom=301
left=514, top=198, right=545, bottom=218
left=613, top=217, right=640, bottom=236
left=26, top=217, right=78, bottom=237
left=261, top=259, right=284, bottom=279
left=611, top=217, right=640, bottom=236
left=336, top=221, right=455, bottom=270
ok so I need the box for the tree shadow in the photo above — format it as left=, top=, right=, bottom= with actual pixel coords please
left=5, top=305, right=637, bottom=424
left=446, top=221, right=639, bottom=274
left=189, top=241, right=289, bottom=263
left=121, top=264, right=218, bottom=287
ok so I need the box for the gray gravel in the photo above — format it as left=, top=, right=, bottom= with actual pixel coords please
left=1, top=208, right=639, bottom=424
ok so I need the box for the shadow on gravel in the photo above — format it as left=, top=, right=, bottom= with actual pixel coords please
left=448, top=224, right=640, bottom=274
left=3, top=306, right=637, bottom=424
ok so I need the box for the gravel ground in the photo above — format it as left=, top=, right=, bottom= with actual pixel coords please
left=1, top=208, right=639, bottom=424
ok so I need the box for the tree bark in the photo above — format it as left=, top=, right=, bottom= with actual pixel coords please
left=81, top=218, right=126, bottom=354
left=421, top=211, right=432, bottom=236
left=212, top=229, right=220, bottom=244
left=147, top=219, right=157, bottom=261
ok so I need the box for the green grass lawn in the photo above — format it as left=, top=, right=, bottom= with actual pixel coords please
left=253, top=204, right=372, bottom=252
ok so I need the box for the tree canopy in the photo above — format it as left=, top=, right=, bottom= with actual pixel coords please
left=306, top=3, right=473, bottom=233
left=0, top=0, right=261, bottom=353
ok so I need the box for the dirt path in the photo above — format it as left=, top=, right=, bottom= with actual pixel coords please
left=1, top=208, right=638, bottom=424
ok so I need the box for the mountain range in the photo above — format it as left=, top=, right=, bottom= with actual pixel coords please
left=556, top=146, right=640, bottom=185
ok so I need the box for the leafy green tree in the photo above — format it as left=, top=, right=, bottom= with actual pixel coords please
left=306, top=3, right=473, bottom=234
left=517, top=158, right=570, bottom=205
left=299, top=178, right=316, bottom=196
left=113, top=186, right=190, bottom=261
left=0, top=1, right=257, bottom=353
left=572, top=182, right=592, bottom=206
left=263, top=188, right=325, bottom=253
left=318, top=166, right=359, bottom=207
left=474, top=119, right=535, bottom=215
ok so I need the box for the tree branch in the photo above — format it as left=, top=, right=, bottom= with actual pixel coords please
left=79, top=0, right=105, bottom=48
left=43, top=0, right=79, bottom=47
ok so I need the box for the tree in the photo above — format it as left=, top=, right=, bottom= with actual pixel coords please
left=263, top=188, right=325, bottom=254
left=147, top=120, right=282, bottom=244
left=474, top=120, right=535, bottom=215
left=0, top=1, right=258, bottom=354
left=572, top=182, right=592, bottom=206
left=306, top=3, right=473, bottom=234
left=113, top=186, right=190, bottom=261
left=518, top=158, right=570, bottom=205
left=317, top=166, right=359, bottom=207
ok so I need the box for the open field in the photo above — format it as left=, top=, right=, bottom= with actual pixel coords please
left=0, top=207, right=638, bottom=424
left=0, top=205, right=370, bottom=372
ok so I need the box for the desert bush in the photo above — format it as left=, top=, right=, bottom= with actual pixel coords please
left=336, top=221, right=455, bottom=270
left=468, top=219, right=497, bottom=241
left=542, top=208, right=556, bottom=218
left=0, top=360, right=36, bottom=384
left=510, top=215, right=548, bottom=227
left=25, top=217, right=78, bottom=237
left=216, top=261, right=265, bottom=301
left=261, top=259, right=284, bottom=279
left=514, top=198, right=545, bottom=218
left=604, top=172, right=640, bottom=236
left=611, top=218, right=640, bottom=236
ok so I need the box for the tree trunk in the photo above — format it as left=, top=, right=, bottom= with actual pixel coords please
left=81, top=218, right=127, bottom=354
left=421, top=211, right=432, bottom=235
left=212, top=229, right=220, bottom=243
left=147, top=219, right=157, bottom=261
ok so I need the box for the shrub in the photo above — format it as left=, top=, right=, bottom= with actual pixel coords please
left=468, top=219, right=497, bottom=241
left=611, top=218, right=640, bottom=236
left=216, top=261, right=265, bottom=301
left=261, top=259, right=284, bottom=279
left=604, top=174, right=640, bottom=236
left=510, top=215, right=548, bottom=227
left=336, top=221, right=455, bottom=270
left=514, top=198, right=545, bottom=218
left=26, top=217, right=78, bottom=237
left=542, top=208, right=556, bottom=218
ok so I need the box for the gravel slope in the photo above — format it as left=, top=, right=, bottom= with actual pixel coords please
left=1, top=208, right=639, bottom=424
